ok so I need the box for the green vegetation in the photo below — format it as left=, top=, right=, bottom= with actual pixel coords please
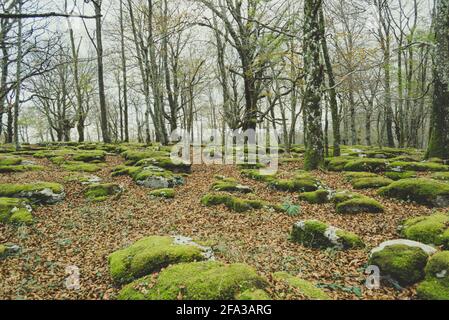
left=368, top=244, right=429, bottom=286
left=401, top=213, right=449, bottom=248
left=378, top=178, right=449, bottom=207
left=343, top=159, right=388, bottom=173
left=344, top=171, right=379, bottom=181
left=72, top=150, right=106, bottom=163
left=389, top=161, right=449, bottom=172
left=431, top=172, right=449, bottom=181
left=240, top=169, right=276, bottom=182
left=0, top=182, right=64, bottom=204
left=332, top=191, right=384, bottom=214
left=85, top=183, right=123, bottom=202
left=62, top=161, right=103, bottom=173
left=0, top=197, right=33, bottom=225
left=298, top=190, right=330, bottom=204
left=385, top=171, right=417, bottom=180
left=351, top=177, right=393, bottom=189
left=0, top=165, right=44, bottom=173
left=149, top=188, right=175, bottom=199
left=108, top=236, right=206, bottom=284
left=201, top=193, right=267, bottom=213
left=269, top=174, right=319, bottom=192
left=273, top=271, right=330, bottom=300
left=417, top=251, right=449, bottom=300
left=117, top=261, right=267, bottom=300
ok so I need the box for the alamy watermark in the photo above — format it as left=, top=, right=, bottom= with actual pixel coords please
left=170, top=127, right=279, bottom=175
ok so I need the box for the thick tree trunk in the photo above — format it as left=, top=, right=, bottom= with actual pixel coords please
left=427, top=0, right=449, bottom=158
left=303, top=0, right=324, bottom=170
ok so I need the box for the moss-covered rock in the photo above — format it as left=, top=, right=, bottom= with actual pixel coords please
left=85, top=183, right=123, bottom=202
left=389, top=161, right=449, bottom=172
left=0, top=197, right=33, bottom=224
left=401, top=213, right=449, bottom=248
left=240, top=169, right=276, bottom=182
left=121, top=149, right=169, bottom=164
left=336, top=197, right=384, bottom=214
left=211, top=178, right=253, bottom=193
left=62, top=161, right=102, bottom=173
left=368, top=244, right=429, bottom=286
left=117, top=261, right=267, bottom=300
left=149, top=188, right=175, bottom=199
left=298, top=190, right=330, bottom=204
left=111, top=165, right=141, bottom=177
left=431, top=172, right=449, bottom=181
left=201, top=193, right=267, bottom=213
left=0, top=182, right=65, bottom=204
left=378, top=178, right=449, bottom=207
left=417, top=251, right=449, bottom=300
left=0, top=244, right=6, bottom=257
left=343, top=159, right=388, bottom=173
left=136, top=157, right=191, bottom=173
left=0, top=165, right=44, bottom=173
left=385, top=171, right=417, bottom=181
left=109, top=235, right=207, bottom=284
left=291, top=220, right=364, bottom=250
left=325, top=157, right=355, bottom=171
left=352, top=177, right=393, bottom=189
left=269, top=175, right=319, bottom=192
left=0, top=156, right=23, bottom=166
left=72, top=150, right=106, bottom=163
left=344, top=171, right=379, bottom=181
left=133, top=167, right=184, bottom=189
left=273, top=271, right=330, bottom=300
left=332, top=191, right=384, bottom=214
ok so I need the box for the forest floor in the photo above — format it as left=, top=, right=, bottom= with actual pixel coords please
left=0, top=151, right=437, bottom=300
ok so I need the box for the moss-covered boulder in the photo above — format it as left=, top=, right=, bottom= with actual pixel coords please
left=417, top=251, right=449, bottom=300
left=0, top=198, right=33, bottom=224
left=108, top=235, right=208, bottom=284
left=344, top=172, right=379, bottom=181
left=401, top=213, right=449, bottom=248
left=389, top=161, right=449, bottom=172
left=369, top=243, right=431, bottom=286
left=121, top=149, right=169, bottom=164
left=273, top=271, right=330, bottom=300
left=85, top=183, right=123, bottom=202
left=0, top=165, right=44, bottom=173
left=62, top=161, right=102, bottom=173
left=432, top=172, right=449, bottom=181
left=111, top=165, right=141, bottom=177
left=133, top=166, right=184, bottom=189
left=352, top=177, right=393, bottom=189
left=0, top=182, right=65, bottom=204
left=240, top=169, right=276, bottom=182
left=343, top=159, right=388, bottom=173
left=149, top=188, right=175, bottom=199
left=325, top=157, right=355, bottom=171
left=0, top=156, right=23, bottom=166
left=332, top=191, right=384, bottom=214
left=117, top=261, right=267, bottom=300
left=236, top=289, right=271, bottom=300
left=211, top=178, right=253, bottom=193
left=136, top=157, right=191, bottom=173
left=201, top=193, right=267, bottom=213
left=291, top=220, right=364, bottom=250
left=385, top=171, right=417, bottom=181
left=72, top=150, right=106, bottom=163
left=269, top=175, right=319, bottom=192
left=378, top=178, right=449, bottom=207
left=298, top=189, right=330, bottom=204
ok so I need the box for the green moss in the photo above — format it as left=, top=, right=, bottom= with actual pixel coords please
left=431, top=172, right=449, bottom=181
left=270, top=177, right=319, bottom=192
left=240, top=169, right=276, bottom=182
left=417, top=251, right=449, bottom=300
left=385, top=171, right=417, bottom=180
left=117, top=261, right=267, bottom=300
left=111, top=165, right=142, bottom=177
left=49, top=156, right=66, bottom=165
left=85, top=183, right=123, bottom=201
left=325, top=156, right=356, bottom=171
left=401, top=213, right=449, bottom=248
left=389, top=161, right=449, bottom=172
left=211, top=179, right=252, bottom=193
left=0, top=244, right=5, bottom=257
left=332, top=190, right=363, bottom=203
left=378, top=178, right=449, bottom=207
left=201, top=193, right=267, bottom=213
left=33, top=149, right=76, bottom=159
left=149, top=188, right=175, bottom=199
left=136, top=157, right=191, bottom=173
left=344, top=172, right=379, bottom=181
left=121, top=150, right=169, bottom=164
left=109, top=236, right=206, bottom=285
left=298, top=190, right=330, bottom=204
left=343, top=159, right=388, bottom=173
left=0, top=165, right=44, bottom=173
left=273, top=271, right=330, bottom=300
left=62, top=161, right=102, bottom=173
left=291, top=220, right=364, bottom=249
left=352, top=177, right=393, bottom=189
left=336, top=197, right=384, bottom=214
left=0, top=197, right=32, bottom=224
left=72, top=150, right=106, bottom=163
left=368, top=244, right=429, bottom=286
left=0, top=182, right=63, bottom=197
left=236, top=289, right=271, bottom=300
left=0, top=156, right=23, bottom=166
